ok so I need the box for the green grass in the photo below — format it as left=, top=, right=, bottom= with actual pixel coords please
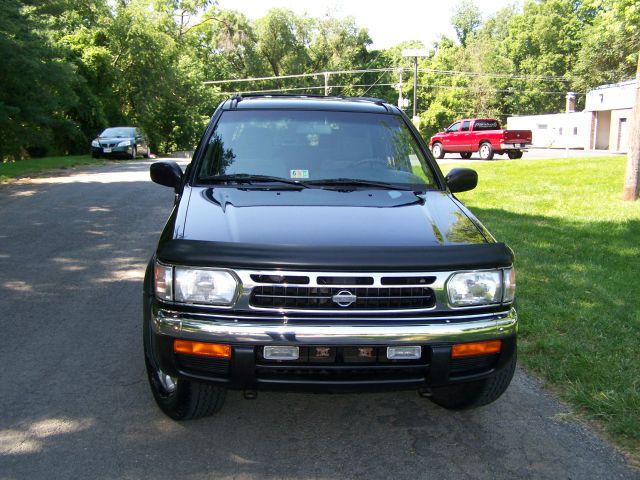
left=421, top=156, right=640, bottom=456
left=0, top=155, right=106, bottom=182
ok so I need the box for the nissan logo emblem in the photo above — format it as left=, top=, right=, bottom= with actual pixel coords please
left=332, top=290, right=357, bottom=307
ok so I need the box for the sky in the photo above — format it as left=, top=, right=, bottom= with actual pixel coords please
left=215, top=0, right=522, bottom=49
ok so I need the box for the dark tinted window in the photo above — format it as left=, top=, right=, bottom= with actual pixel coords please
left=473, top=120, right=500, bottom=131
left=461, top=121, right=471, bottom=132
left=197, top=110, right=437, bottom=188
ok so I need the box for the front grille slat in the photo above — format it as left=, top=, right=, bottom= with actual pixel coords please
left=251, top=285, right=435, bottom=310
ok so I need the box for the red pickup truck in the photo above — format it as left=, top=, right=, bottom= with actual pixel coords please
left=429, top=118, right=532, bottom=160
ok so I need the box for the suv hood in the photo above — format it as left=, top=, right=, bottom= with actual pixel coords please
left=177, top=187, right=486, bottom=247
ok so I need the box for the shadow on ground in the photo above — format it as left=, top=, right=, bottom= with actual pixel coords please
left=0, top=162, right=637, bottom=479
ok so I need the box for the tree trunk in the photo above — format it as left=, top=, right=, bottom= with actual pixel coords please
left=622, top=54, right=640, bottom=201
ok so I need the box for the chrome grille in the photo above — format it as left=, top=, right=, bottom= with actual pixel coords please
left=250, top=285, right=435, bottom=310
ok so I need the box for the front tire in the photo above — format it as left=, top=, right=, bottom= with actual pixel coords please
left=460, top=152, right=472, bottom=159
left=145, top=355, right=227, bottom=421
left=432, top=142, right=445, bottom=159
left=428, top=348, right=516, bottom=410
left=479, top=142, right=494, bottom=160
left=130, top=146, right=137, bottom=160
left=143, top=300, right=226, bottom=420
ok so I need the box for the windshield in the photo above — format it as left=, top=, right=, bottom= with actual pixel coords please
left=100, top=127, right=135, bottom=138
left=197, top=110, right=437, bottom=189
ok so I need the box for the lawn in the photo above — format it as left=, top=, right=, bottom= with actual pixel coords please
left=422, top=156, right=640, bottom=456
left=0, top=154, right=106, bottom=182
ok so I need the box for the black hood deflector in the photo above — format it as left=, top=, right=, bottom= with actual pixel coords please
left=156, top=240, right=514, bottom=272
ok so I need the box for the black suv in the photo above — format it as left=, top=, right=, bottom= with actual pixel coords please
left=144, top=95, right=517, bottom=420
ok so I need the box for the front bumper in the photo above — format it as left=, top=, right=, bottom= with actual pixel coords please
left=91, top=145, right=133, bottom=157
left=149, top=303, right=517, bottom=392
left=152, top=305, right=517, bottom=345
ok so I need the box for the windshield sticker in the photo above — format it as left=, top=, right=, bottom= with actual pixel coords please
left=290, top=169, right=309, bottom=179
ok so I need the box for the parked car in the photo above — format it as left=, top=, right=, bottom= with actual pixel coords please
left=144, top=94, right=517, bottom=420
left=91, top=126, right=150, bottom=159
left=429, top=118, right=532, bottom=160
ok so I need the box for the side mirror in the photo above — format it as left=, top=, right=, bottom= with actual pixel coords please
left=150, top=161, right=183, bottom=191
left=445, top=168, right=477, bottom=193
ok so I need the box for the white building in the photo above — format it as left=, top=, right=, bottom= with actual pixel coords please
left=507, top=80, right=635, bottom=152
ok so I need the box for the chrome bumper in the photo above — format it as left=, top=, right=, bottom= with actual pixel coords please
left=499, top=143, right=529, bottom=150
left=152, top=306, right=517, bottom=345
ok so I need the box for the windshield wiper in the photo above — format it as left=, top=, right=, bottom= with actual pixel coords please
left=306, top=178, right=413, bottom=191
left=199, top=174, right=310, bottom=188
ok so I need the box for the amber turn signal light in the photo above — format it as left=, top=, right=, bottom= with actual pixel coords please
left=451, top=340, right=502, bottom=358
left=174, top=340, right=231, bottom=358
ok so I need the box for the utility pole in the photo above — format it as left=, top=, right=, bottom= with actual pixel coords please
left=324, top=72, right=331, bottom=96
left=413, top=56, right=418, bottom=118
left=397, top=69, right=403, bottom=108
left=402, top=48, right=429, bottom=122
left=622, top=52, right=640, bottom=201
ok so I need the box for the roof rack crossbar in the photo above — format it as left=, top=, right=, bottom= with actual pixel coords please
left=227, top=92, right=392, bottom=111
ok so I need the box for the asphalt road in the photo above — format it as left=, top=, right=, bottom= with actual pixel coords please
left=437, top=147, right=625, bottom=163
left=0, top=160, right=637, bottom=480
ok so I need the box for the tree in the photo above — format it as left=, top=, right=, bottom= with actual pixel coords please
left=573, top=0, right=640, bottom=90
left=0, top=0, right=81, bottom=159
left=255, top=9, right=308, bottom=80
left=622, top=54, right=640, bottom=201
left=451, top=0, right=481, bottom=47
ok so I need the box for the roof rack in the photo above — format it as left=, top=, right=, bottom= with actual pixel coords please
left=228, top=93, right=392, bottom=111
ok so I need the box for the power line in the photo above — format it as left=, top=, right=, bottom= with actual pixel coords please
left=418, top=84, right=584, bottom=95
left=203, top=68, right=395, bottom=85
left=360, top=70, right=391, bottom=96
left=215, top=84, right=397, bottom=95
left=215, top=82, right=579, bottom=96
left=418, top=68, right=571, bottom=82
left=204, top=67, right=573, bottom=86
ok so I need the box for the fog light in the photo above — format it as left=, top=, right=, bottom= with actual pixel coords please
left=263, top=346, right=299, bottom=360
left=451, top=340, right=501, bottom=358
left=174, top=340, right=231, bottom=358
left=387, top=346, right=422, bottom=360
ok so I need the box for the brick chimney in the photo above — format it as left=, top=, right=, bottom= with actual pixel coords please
left=566, top=92, right=576, bottom=113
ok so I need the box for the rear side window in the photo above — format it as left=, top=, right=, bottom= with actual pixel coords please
left=461, top=121, right=471, bottom=132
left=197, top=110, right=437, bottom=188
left=473, top=120, right=500, bottom=131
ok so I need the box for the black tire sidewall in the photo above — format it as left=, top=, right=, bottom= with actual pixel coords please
left=143, top=296, right=186, bottom=417
left=429, top=347, right=517, bottom=410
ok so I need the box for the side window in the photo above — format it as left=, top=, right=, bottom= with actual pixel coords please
left=461, top=121, right=471, bottom=132
left=473, top=120, right=500, bottom=131
left=448, top=122, right=461, bottom=132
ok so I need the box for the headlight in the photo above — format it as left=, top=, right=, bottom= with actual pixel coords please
left=117, top=140, right=132, bottom=147
left=91, top=140, right=99, bottom=147
left=447, top=269, right=515, bottom=307
left=154, top=262, right=239, bottom=306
